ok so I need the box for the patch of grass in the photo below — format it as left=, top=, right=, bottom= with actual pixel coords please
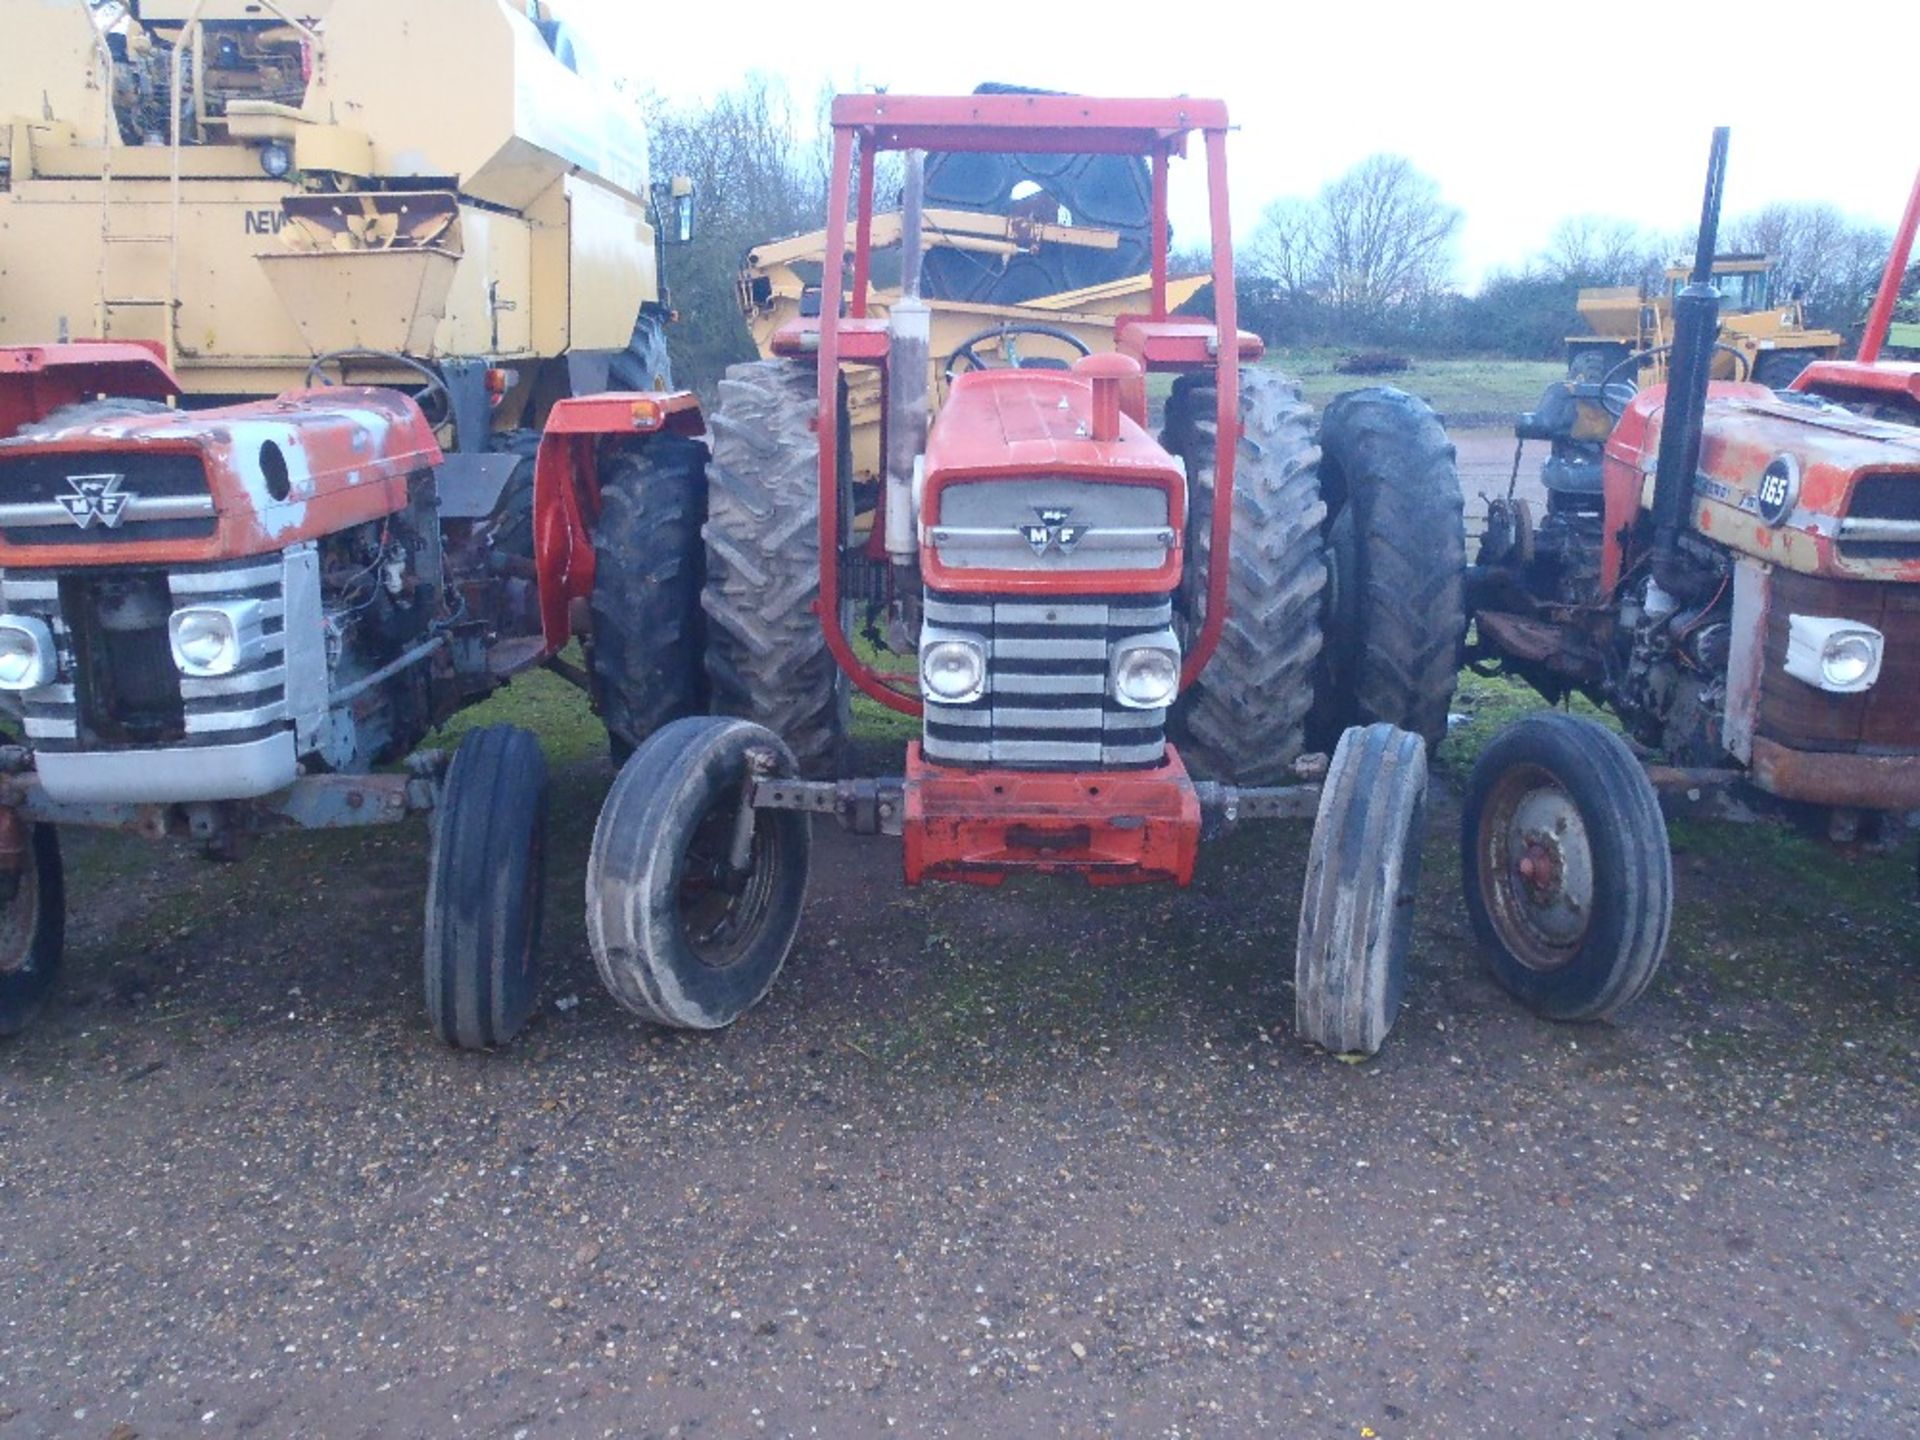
left=431, top=647, right=607, bottom=767
left=1261, top=347, right=1559, bottom=423
left=1439, top=668, right=1615, bottom=777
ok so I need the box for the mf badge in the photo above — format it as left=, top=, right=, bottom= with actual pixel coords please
left=60, top=474, right=134, bottom=530
left=1021, top=506, right=1086, bottom=556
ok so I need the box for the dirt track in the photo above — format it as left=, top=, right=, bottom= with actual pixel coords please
left=2, top=713, right=1915, bottom=1437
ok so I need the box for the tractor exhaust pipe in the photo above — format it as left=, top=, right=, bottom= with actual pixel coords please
left=1650, top=126, right=1730, bottom=596
left=885, top=149, right=930, bottom=569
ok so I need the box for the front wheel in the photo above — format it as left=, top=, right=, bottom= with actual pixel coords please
left=587, top=716, right=812, bottom=1030
left=1294, top=724, right=1429, bottom=1056
left=0, top=825, right=65, bottom=1038
left=424, top=725, right=550, bottom=1050
left=1461, top=712, right=1670, bottom=1021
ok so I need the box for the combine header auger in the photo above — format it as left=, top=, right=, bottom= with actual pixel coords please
left=1464, top=135, right=1920, bottom=1020
left=585, top=94, right=1469, bottom=1057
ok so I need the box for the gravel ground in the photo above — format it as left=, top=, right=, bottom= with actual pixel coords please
left=2, top=720, right=1916, bottom=1438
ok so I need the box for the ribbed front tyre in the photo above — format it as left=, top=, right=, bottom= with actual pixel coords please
left=424, top=725, right=550, bottom=1050
left=1294, top=724, right=1430, bottom=1056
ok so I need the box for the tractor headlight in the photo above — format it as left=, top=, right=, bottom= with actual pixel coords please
left=1111, top=631, right=1181, bottom=710
left=0, top=615, right=56, bottom=692
left=920, top=635, right=987, bottom=704
left=169, top=600, right=267, bottom=678
left=1784, top=614, right=1883, bottom=694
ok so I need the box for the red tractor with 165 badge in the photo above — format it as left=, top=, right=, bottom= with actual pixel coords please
left=583, top=94, right=1473, bottom=1056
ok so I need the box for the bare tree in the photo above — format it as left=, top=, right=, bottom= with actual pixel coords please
left=1245, top=196, right=1319, bottom=299
left=1723, top=202, right=1892, bottom=330
left=1243, top=155, right=1460, bottom=338
left=1315, top=155, right=1461, bottom=325
left=1543, top=215, right=1663, bottom=288
left=630, top=76, right=833, bottom=392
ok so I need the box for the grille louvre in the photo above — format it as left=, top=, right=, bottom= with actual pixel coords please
left=922, top=591, right=1172, bottom=769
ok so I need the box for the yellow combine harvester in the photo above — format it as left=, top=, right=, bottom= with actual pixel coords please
left=0, top=0, right=691, bottom=452
left=1566, top=253, right=1842, bottom=390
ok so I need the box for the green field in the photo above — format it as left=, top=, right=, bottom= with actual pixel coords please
left=1260, top=346, right=1560, bottom=422
left=1145, top=347, right=1560, bottom=425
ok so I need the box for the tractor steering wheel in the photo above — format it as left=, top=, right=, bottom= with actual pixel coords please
left=1597, top=343, right=1753, bottom=419
left=943, top=324, right=1093, bottom=386
left=305, top=349, right=454, bottom=430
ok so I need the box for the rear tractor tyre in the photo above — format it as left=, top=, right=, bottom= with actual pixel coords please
left=0, top=825, right=66, bottom=1038
left=1163, top=368, right=1328, bottom=785
left=587, top=717, right=812, bottom=1031
left=703, top=360, right=848, bottom=777
left=1311, top=387, right=1466, bottom=752
left=1294, top=724, right=1429, bottom=1056
left=1461, top=712, right=1670, bottom=1022
left=424, top=725, right=550, bottom=1050
left=589, top=435, right=709, bottom=763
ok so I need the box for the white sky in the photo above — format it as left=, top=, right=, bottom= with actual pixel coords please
left=566, top=0, right=1915, bottom=287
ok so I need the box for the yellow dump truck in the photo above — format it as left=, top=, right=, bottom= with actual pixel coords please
left=1567, top=253, right=1842, bottom=390
left=0, top=0, right=690, bottom=451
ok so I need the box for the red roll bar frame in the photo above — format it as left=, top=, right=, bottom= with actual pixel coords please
left=813, top=94, right=1241, bottom=715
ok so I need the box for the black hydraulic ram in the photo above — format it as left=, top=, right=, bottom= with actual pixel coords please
left=1650, top=126, right=1730, bottom=597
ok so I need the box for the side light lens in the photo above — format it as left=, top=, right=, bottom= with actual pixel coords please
left=920, top=636, right=987, bottom=704
left=1112, top=631, right=1181, bottom=710
left=169, top=600, right=267, bottom=678
left=1784, top=614, right=1883, bottom=694
left=0, top=615, right=56, bottom=692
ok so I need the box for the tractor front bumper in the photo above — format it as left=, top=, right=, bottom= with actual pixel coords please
left=747, top=743, right=1326, bottom=888
left=1747, top=736, right=1920, bottom=811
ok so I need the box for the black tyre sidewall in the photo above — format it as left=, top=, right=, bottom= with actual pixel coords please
left=1462, top=714, right=1671, bottom=1021
left=1295, top=724, right=1427, bottom=1055
left=0, top=826, right=65, bottom=1038
left=425, top=725, right=550, bottom=1049
left=589, top=717, right=810, bottom=1030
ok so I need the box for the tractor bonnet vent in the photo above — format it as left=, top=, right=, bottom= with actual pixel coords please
left=1838, top=470, right=1920, bottom=563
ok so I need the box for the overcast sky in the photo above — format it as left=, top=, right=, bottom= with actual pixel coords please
left=566, top=0, right=1914, bottom=287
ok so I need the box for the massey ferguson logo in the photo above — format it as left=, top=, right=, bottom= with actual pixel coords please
left=60, top=474, right=135, bottom=530
left=1021, top=506, right=1087, bottom=556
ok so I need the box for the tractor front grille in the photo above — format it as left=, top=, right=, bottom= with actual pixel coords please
left=921, top=591, right=1170, bottom=770
left=1757, top=570, right=1920, bottom=753
left=5, top=556, right=289, bottom=754
left=0, top=450, right=216, bottom=546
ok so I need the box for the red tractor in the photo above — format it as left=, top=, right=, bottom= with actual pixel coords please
left=582, top=94, right=1468, bottom=1056
left=0, top=343, right=707, bottom=1048
left=1463, top=134, right=1920, bottom=1020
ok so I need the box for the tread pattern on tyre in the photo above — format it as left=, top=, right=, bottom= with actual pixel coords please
left=424, top=724, right=549, bottom=1050
left=1295, top=723, right=1429, bottom=1056
left=1462, top=712, right=1670, bottom=1022
left=589, top=435, right=708, bottom=758
left=1314, top=386, right=1466, bottom=751
left=702, top=360, right=846, bottom=776
left=1165, top=368, right=1327, bottom=785
left=587, top=716, right=811, bottom=1030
